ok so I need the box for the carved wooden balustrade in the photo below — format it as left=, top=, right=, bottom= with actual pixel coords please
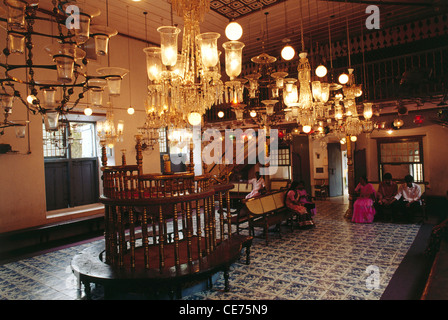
left=98, top=136, right=248, bottom=275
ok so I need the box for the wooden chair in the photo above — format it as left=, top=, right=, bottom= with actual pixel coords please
left=314, top=179, right=328, bottom=200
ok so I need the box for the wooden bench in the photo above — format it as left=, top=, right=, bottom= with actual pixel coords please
left=0, top=213, right=104, bottom=260
left=371, top=181, right=428, bottom=222
left=242, top=190, right=293, bottom=245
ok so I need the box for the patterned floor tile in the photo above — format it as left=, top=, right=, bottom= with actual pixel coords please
left=0, top=199, right=422, bottom=300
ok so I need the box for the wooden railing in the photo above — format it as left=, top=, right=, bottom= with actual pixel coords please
left=99, top=136, right=241, bottom=271
left=101, top=183, right=235, bottom=271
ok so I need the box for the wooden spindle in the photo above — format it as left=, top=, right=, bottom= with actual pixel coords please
left=196, top=199, right=202, bottom=259
left=117, top=206, right=125, bottom=268
left=142, top=207, right=150, bottom=269
left=129, top=207, right=136, bottom=269
left=173, top=203, right=180, bottom=267
left=158, top=204, right=165, bottom=270
left=186, top=201, right=192, bottom=263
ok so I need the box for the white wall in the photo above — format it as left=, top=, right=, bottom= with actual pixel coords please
left=0, top=18, right=161, bottom=232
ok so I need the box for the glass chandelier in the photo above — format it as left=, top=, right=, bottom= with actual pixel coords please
left=96, top=102, right=124, bottom=149
left=0, top=0, right=128, bottom=136
left=143, top=0, right=245, bottom=130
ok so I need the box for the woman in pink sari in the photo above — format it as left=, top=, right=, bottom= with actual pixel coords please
left=352, top=176, right=377, bottom=223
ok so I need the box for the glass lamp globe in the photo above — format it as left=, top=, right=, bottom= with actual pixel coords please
left=84, top=107, right=93, bottom=116
left=127, top=106, right=135, bottom=115
left=281, top=45, right=295, bottom=61
left=188, top=112, right=202, bottom=126
left=302, top=125, right=312, bottom=133
left=339, top=73, right=349, bottom=85
left=315, top=65, right=327, bottom=78
left=350, top=135, right=357, bottom=142
left=218, top=111, right=224, bottom=118
left=225, top=21, right=243, bottom=41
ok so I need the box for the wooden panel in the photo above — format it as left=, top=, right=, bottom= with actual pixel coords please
left=71, top=159, right=99, bottom=207
left=272, top=191, right=286, bottom=209
left=44, top=161, right=69, bottom=211
left=245, top=198, right=264, bottom=215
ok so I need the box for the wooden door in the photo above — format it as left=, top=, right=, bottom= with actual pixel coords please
left=70, top=159, right=99, bottom=207
left=328, top=143, right=343, bottom=197
left=291, top=135, right=311, bottom=193
left=45, top=161, right=70, bottom=211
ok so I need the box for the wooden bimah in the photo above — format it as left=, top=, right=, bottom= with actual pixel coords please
left=71, top=136, right=253, bottom=299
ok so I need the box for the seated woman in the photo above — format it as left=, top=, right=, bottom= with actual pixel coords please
left=352, top=176, right=377, bottom=224
left=286, top=181, right=315, bottom=229
left=297, top=180, right=317, bottom=216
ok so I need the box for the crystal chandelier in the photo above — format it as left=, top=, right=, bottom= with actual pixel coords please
left=0, top=0, right=129, bottom=136
left=96, top=102, right=124, bottom=149
left=143, top=0, right=245, bottom=131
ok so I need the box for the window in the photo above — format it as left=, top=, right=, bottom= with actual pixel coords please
left=377, top=136, right=424, bottom=182
left=271, top=147, right=290, bottom=167
left=158, top=127, right=168, bottom=153
left=43, top=123, right=67, bottom=158
left=70, top=122, right=96, bottom=158
left=43, top=122, right=97, bottom=159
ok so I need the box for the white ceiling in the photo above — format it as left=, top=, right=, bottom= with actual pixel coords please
left=35, top=0, right=445, bottom=64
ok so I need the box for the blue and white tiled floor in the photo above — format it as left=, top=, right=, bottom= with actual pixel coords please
left=0, top=198, right=421, bottom=300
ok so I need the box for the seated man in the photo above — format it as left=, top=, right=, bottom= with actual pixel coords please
left=391, top=174, right=422, bottom=222
left=245, top=171, right=266, bottom=199
left=375, top=173, right=398, bottom=221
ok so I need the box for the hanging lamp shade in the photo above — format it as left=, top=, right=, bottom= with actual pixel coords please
left=157, top=26, right=181, bottom=68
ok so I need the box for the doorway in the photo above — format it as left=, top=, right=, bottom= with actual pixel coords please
left=327, top=143, right=343, bottom=197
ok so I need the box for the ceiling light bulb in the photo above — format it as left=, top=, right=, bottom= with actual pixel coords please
left=225, top=21, right=243, bottom=41
left=188, top=112, right=202, bottom=126
left=127, top=106, right=135, bottom=115
left=84, top=107, right=93, bottom=116
left=315, top=65, right=327, bottom=78
left=27, top=94, right=37, bottom=104
left=281, top=45, right=295, bottom=61
left=338, top=73, right=349, bottom=85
